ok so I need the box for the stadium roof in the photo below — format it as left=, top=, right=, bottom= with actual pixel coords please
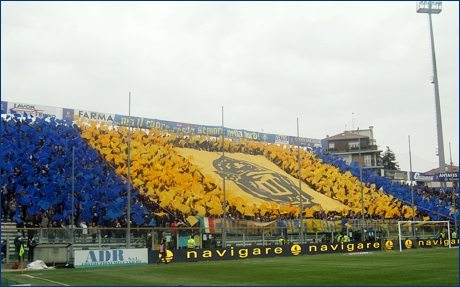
left=323, top=131, right=369, bottom=141
left=425, top=165, right=459, bottom=174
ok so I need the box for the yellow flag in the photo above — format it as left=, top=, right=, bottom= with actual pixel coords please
left=186, top=215, right=199, bottom=227
left=19, top=245, right=24, bottom=257
left=196, top=206, right=207, bottom=217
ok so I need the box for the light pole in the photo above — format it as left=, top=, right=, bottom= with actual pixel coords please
left=358, top=128, right=365, bottom=241
left=221, top=106, right=227, bottom=248
left=70, top=146, right=75, bottom=262
left=449, top=142, right=457, bottom=233
left=408, top=135, right=415, bottom=238
left=417, top=1, right=446, bottom=179
left=126, top=92, right=131, bottom=248
left=297, top=118, right=303, bottom=243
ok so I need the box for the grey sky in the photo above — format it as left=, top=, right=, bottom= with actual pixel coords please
left=1, top=1, right=458, bottom=173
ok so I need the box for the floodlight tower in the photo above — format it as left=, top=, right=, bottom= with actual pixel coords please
left=417, top=1, right=446, bottom=176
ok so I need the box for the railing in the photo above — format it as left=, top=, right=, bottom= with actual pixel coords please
left=1, top=226, right=328, bottom=263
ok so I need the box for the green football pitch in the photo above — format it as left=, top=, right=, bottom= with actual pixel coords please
left=2, top=248, right=458, bottom=286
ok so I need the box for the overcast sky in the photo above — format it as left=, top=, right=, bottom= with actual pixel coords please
left=2, top=1, right=458, bottom=173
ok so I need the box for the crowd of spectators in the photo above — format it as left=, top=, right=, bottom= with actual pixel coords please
left=1, top=112, right=457, bottom=240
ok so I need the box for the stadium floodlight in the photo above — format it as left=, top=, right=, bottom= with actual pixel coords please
left=222, top=106, right=227, bottom=248
left=296, top=118, right=303, bottom=243
left=417, top=1, right=442, bottom=14
left=417, top=1, right=446, bottom=178
left=127, top=92, right=131, bottom=248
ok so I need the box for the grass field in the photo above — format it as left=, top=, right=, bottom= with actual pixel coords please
left=1, top=248, right=458, bottom=286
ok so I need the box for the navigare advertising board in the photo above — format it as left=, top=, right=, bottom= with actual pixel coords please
left=148, top=241, right=383, bottom=263
left=383, top=238, right=459, bottom=250
left=74, top=248, right=148, bottom=268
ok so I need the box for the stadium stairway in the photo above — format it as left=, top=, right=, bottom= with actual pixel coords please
left=1, top=221, right=21, bottom=264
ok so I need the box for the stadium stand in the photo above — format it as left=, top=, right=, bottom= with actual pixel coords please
left=0, top=111, right=456, bottom=238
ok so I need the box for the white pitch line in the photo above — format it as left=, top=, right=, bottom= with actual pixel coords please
left=346, top=252, right=374, bottom=255
left=23, top=274, right=69, bottom=286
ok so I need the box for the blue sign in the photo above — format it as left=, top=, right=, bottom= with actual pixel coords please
left=410, top=172, right=459, bottom=182
left=113, top=114, right=315, bottom=145
left=62, top=108, right=74, bottom=122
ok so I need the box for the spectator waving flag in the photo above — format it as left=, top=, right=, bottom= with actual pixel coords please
left=13, top=210, right=23, bottom=224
